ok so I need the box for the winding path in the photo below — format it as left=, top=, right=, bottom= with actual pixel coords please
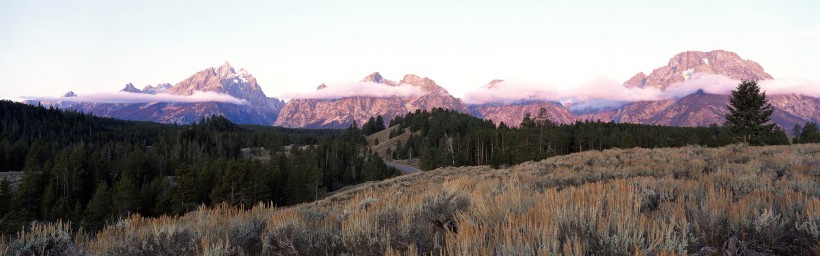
left=385, top=161, right=421, bottom=175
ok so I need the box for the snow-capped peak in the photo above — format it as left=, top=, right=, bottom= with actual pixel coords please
left=682, top=69, right=694, bottom=81
left=226, top=68, right=249, bottom=83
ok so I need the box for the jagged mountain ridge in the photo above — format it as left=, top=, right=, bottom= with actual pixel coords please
left=623, top=50, right=773, bottom=90
left=273, top=72, right=469, bottom=128
left=25, top=50, right=820, bottom=130
left=27, top=62, right=285, bottom=125
left=573, top=92, right=818, bottom=129
left=469, top=100, right=576, bottom=125
left=473, top=50, right=818, bottom=130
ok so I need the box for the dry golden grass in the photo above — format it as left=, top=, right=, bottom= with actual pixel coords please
left=365, top=125, right=399, bottom=146
left=3, top=144, right=820, bottom=255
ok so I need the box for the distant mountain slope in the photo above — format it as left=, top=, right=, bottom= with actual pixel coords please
left=586, top=50, right=815, bottom=128
left=22, top=50, right=820, bottom=130
left=623, top=50, right=773, bottom=90
left=274, top=72, right=468, bottom=128
left=469, top=50, right=818, bottom=130
left=469, top=100, right=576, bottom=125
left=26, top=62, right=284, bottom=125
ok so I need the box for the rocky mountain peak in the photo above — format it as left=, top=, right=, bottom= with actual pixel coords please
left=120, top=83, right=142, bottom=93
left=275, top=72, right=470, bottom=128
left=400, top=74, right=448, bottom=94
left=163, top=62, right=284, bottom=117
left=142, top=83, right=173, bottom=95
left=624, top=72, right=647, bottom=88
left=483, top=79, right=505, bottom=89
left=624, top=50, right=772, bottom=91
left=360, top=72, right=398, bottom=86
left=63, top=91, right=77, bottom=97
left=168, top=62, right=263, bottom=97
left=317, top=83, right=328, bottom=90
left=217, top=61, right=235, bottom=76
left=25, top=62, right=285, bottom=126
left=361, top=72, right=384, bottom=83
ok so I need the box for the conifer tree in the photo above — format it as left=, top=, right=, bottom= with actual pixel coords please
left=246, top=162, right=272, bottom=204
left=171, top=164, right=198, bottom=214
left=362, top=154, right=381, bottom=181
left=792, top=124, right=803, bottom=144
left=375, top=115, right=386, bottom=132
left=210, top=161, right=251, bottom=207
left=285, top=155, right=321, bottom=204
left=0, top=139, right=9, bottom=171
left=15, top=166, right=45, bottom=220
left=85, top=182, right=111, bottom=230
left=725, top=80, right=776, bottom=144
left=490, top=145, right=502, bottom=169
left=0, top=178, right=11, bottom=217
left=112, top=175, right=140, bottom=217
left=799, top=122, right=820, bottom=143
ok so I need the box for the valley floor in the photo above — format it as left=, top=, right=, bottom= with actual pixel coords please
left=3, top=144, right=820, bottom=255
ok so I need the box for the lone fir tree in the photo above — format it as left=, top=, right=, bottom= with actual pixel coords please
left=725, top=80, right=776, bottom=145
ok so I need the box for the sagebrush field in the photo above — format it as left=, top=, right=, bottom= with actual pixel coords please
left=2, top=144, right=819, bottom=255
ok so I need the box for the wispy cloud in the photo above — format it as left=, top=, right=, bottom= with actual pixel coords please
left=464, top=74, right=820, bottom=110
left=281, top=82, right=425, bottom=100
left=760, top=77, right=820, bottom=97
left=24, top=91, right=247, bottom=104
left=463, top=77, right=666, bottom=105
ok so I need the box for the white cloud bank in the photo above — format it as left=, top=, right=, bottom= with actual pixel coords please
left=464, top=74, right=820, bottom=110
left=24, top=91, right=247, bottom=104
left=281, top=82, right=425, bottom=100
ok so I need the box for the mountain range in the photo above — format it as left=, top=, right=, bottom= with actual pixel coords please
left=27, top=62, right=285, bottom=125
left=274, top=72, right=468, bottom=128
left=26, top=50, right=820, bottom=130
left=472, top=50, right=819, bottom=129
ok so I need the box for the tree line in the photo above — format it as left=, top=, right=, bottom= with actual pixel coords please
left=0, top=100, right=397, bottom=235
left=386, top=81, right=804, bottom=170
left=385, top=108, right=782, bottom=170
left=385, top=80, right=818, bottom=171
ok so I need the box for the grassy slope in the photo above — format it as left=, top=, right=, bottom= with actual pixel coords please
left=366, top=126, right=420, bottom=167
left=3, top=144, right=820, bottom=255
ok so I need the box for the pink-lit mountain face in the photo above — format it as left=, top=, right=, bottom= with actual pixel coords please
left=467, top=50, right=818, bottom=129
left=273, top=72, right=469, bottom=128
left=582, top=50, right=815, bottom=128
left=26, top=50, right=820, bottom=129
left=467, top=79, right=576, bottom=126
left=27, top=62, right=284, bottom=125
left=623, top=50, right=773, bottom=90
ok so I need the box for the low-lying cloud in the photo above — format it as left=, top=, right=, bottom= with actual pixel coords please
left=25, top=91, right=247, bottom=104
left=281, top=82, right=425, bottom=100
left=464, top=74, right=820, bottom=110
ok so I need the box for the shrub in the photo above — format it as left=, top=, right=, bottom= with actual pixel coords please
left=260, top=219, right=341, bottom=255
left=409, top=188, right=470, bottom=253
left=5, top=221, right=81, bottom=256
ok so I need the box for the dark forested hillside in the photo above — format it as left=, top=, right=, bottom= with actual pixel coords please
left=0, top=100, right=397, bottom=235
left=387, top=108, right=790, bottom=170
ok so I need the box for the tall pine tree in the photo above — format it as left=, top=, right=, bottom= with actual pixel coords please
left=0, top=178, right=11, bottom=217
left=85, top=182, right=111, bottom=230
left=112, top=175, right=140, bottom=218
left=171, top=164, right=198, bottom=214
left=725, top=80, right=776, bottom=145
left=799, top=122, right=820, bottom=143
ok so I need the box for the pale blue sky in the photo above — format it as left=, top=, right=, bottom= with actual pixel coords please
left=1, top=0, right=818, bottom=101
